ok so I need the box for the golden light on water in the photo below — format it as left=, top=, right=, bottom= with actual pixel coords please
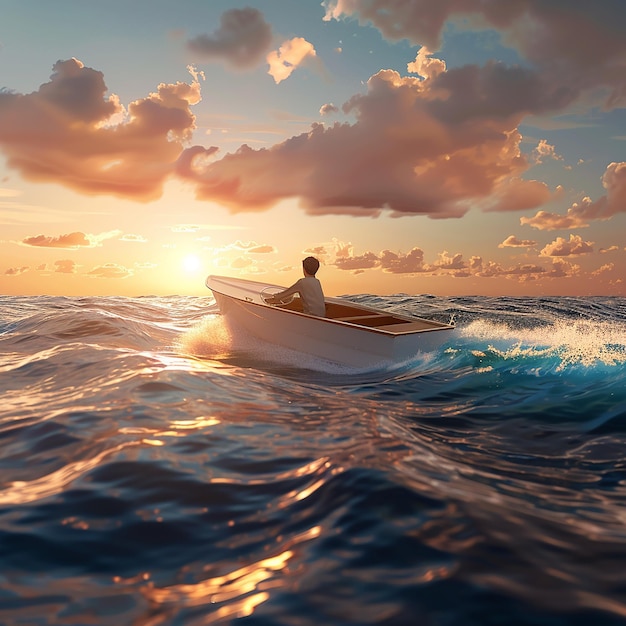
left=0, top=442, right=141, bottom=506
left=141, top=550, right=292, bottom=620
left=169, top=416, right=221, bottom=430
left=138, top=525, right=323, bottom=620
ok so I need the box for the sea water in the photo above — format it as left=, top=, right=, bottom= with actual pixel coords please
left=0, top=293, right=625, bottom=625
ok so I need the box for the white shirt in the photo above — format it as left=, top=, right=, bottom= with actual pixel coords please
left=279, top=276, right=325, bottom=317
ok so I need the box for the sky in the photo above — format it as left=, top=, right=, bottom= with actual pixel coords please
left=1, top=0, right=625, bottom=297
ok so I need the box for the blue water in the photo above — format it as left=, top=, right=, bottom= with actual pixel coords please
left=1, top=294, right=625, bottom=625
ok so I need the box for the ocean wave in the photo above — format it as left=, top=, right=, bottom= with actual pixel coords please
left=1, top=295, right=626, bottom=624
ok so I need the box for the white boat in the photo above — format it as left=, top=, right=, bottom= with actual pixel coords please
left=206, top=275, right=454, bottom=368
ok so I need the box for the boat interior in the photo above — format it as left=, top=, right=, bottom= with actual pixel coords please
left=274, top=297, right=449, bottom=333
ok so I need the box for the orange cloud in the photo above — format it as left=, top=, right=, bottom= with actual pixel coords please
left=305, top=245, right=331, bottom=258
left=592, top=263, right=614, bottom=276
left=433, top=250, right=466, bottom=270
left=0, top=58, right=201, bottom=201
left=228, top=240, right=268, bottom=251
left=247, top=244, right=276, bottom=254
left=186, top=8, right=273, bottom=69
left=267, top=37, right=318, bottom=84
left=21, top=230, right=120, bottom=248
left=380, top=248, right=428, bottom=274
left=21, top=231, right=91, bottom=248
left=520, top=209, right=589, bottom=231
left=532, top=139, right=563, bottom=164
left=546, top=259, right=580, bottom=279
left=4, top=266, right=29, bottom=276
left=54, top=259, right=78, bottom=274
left=335, top=251, right=380, bottom=271
left=407, top=47, right=446, bottom=80
left=499, top=235, right=537, bottom=248
left=540, top=234, right=594, bottom=257
left=330, top=247, right=588, bottom=282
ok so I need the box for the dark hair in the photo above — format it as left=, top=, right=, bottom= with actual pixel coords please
left=302, top=256, right=320, bottom=275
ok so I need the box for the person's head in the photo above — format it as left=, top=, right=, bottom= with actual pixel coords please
left=302, top=256, right=320, bottom=276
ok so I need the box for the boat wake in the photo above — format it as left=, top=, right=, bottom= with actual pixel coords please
left=455, top=317, right=626, bottom=372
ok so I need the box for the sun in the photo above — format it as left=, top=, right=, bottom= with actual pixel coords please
left=182, top=254, right=201, bottom=273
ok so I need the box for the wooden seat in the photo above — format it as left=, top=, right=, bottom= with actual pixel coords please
left=334, top=314, right=388, bottom=322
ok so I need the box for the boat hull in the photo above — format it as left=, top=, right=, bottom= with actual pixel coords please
left=207, top=276, right=453, bottom=368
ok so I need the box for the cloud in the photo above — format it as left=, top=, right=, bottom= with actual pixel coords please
left=564, top=161, right=626, bottom=221
left=465, top=257, right=574, bottom=281
left=173, top=7, right=621, bottom=217
left=522, top=161, right=626, bottom=229
left=1, top=10, right=621, bottom=231
left=330, top=246, right=588, bottom=282
left=186, top=8, right=273, bottom=69
left=592, top=263, right=614, bottom=276
left=228, top=240, right=264, bottom=250
left=4, top=266, right=29, bottom=276
left=134, top=262, right=158, bottom=271
left=0, top=59, right=201, bottom=201
left=21, top=231, right=91, bottom=248
left=216, top=240, right=276, bottom=255
left=320, top=103, right=339, bottom=116
left=380, top=248, right=427, bottom=274
left=87, top=263, right=132, bottom=279
left=532, top=139, right=563, bottom=164
left=540, top=234, right=594, bottom=257
left=520, top=209, right=590, bottom=231
left=267, top=37, right=318, bottom=84
left=304, top=245, right=331, bottom=258
left=302, top=238, right=353, bottom=263
left=92, top=230, right=123, bottom=245
left=178, top=62, right=561, bottom=217
left=483, top=177, right=553, bottom=212
left=247, top=244, right=276, bottom=254
left=322, top=0, right=626, bottom=109
left=499, top=235, right=537, bottom=248
left=54, top=259, right=78, bottom=274
left=120, top=233, right=148, bottom=243
left=407, top=47, right=446, bottom=80
left=20, top=229, right=121, bottom=248
left=546, top=258, right=580, bottom=279
left=335, top=251, right=380, bottom=271
left=433, top=250, right=466, bottom=270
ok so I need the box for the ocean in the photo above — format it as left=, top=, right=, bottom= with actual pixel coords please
left=1, top=293, right=625, bottom=625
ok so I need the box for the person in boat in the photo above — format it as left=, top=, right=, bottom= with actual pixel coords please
left=267, top=256, right=326, bottom=317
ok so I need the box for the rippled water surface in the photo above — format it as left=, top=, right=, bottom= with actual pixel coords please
left=1, top=293, right=626, bottom=625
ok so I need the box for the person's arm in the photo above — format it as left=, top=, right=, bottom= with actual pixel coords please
left=266, top=281, right=300, bottom=304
